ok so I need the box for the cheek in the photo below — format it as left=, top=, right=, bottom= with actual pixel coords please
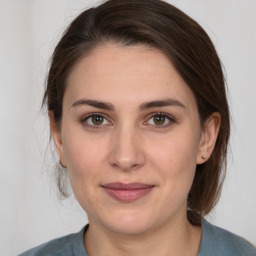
left=61, top=131, right=109, bottom=202
left=149, top=134, right=199, bottom=170
left=62, top=125, right=106, bottom=174
left=147, top=130, right=200, bottom=190
left=62, top=133, right=107, bottom=212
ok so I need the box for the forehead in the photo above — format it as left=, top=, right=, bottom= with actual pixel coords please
left=64, top=43, right=196, bottom=110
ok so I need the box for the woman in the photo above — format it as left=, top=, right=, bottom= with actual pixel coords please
left=20, top=0, right=256, bottom=255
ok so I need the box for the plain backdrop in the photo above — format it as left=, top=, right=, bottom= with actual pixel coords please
left=0, top=1, right=255, bottom=255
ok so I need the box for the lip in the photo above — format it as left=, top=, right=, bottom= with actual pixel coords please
left=101, top=182, right=155, bottom=202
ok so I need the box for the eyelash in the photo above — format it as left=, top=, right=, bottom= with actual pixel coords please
left=80, top=112, right=175, bottom=129
left=145, top=112, right=175, bottom=129
left=80, top=113, right=111, bottom=129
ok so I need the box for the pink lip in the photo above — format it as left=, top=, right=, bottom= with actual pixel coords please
left=101, top=182, right=155, bottom=202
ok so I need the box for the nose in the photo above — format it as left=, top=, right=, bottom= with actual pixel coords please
left=109, top=125, right=146, bottom=171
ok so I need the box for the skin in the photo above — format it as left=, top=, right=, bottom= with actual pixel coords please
left=50, top=43, right=220, bottom=256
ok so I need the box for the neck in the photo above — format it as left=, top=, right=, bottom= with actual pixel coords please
left=84, top=214, right=201, bottom=256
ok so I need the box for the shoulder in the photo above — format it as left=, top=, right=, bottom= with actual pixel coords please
left=18, top=226, right=88, bottom=256
left=199, top=218, right=256, bottom=256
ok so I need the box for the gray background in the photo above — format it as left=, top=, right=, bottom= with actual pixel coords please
left=0, top=1, right=255, bottom=255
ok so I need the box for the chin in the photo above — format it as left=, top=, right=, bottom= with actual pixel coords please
left=100, top=209, right=157, bottom=236
left=107, top=221, right=153, bottom=236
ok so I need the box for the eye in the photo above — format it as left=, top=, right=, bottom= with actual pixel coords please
left=146, top=113, right=174, bottom=127
left=81, top=113, right=111, bottom=128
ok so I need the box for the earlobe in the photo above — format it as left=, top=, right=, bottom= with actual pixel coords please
left=197, top=112, right=221, bottom=164
left=49, top=112, right=67, bottom=166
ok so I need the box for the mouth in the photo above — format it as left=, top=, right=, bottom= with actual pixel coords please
left=101, top=182, right=155, bottom=202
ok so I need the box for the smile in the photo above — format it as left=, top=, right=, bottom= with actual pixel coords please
left=101, top=182, right=155, bottom=202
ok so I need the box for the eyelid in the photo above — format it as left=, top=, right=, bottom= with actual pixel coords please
left=144, top=112, right=176, bottom=128
left=80, top=112, right=175, bottom=129
left=81, top=112, right=112, bottom=128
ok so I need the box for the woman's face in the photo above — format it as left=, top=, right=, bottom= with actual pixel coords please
left=52, top=43, right=213, bottom=235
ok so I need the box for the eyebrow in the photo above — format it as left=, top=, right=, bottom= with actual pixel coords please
left=71, top=98, right=185, bottom=111
left=139, top=98, right=186, bottom=110
left=72, top=99, right=114, bottom=110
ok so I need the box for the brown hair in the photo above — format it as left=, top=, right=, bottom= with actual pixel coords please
left=43, top=0, right=230, bottom=224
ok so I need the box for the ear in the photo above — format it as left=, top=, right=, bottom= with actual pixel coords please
left=197, top=112, right=221, bottom=164
left=49, top=111, right=67, bottom=167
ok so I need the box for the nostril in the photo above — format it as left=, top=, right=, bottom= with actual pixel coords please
left=109, top=153, right=146, bottom=171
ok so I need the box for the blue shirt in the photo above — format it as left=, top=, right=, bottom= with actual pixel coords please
left=19, top=218, right=256, bottom=256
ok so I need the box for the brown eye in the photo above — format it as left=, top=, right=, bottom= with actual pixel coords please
left=153, top=115, right=166, bottom=125
left=82, top=114, right=111, bottom=127
left=91, top=115, right=104, bottom=125
left=146, top=113, right=174, bottom=128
